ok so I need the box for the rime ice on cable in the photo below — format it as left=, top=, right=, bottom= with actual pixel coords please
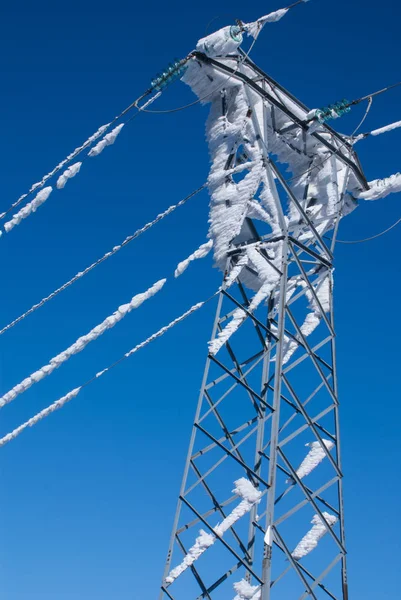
left=4, top=186, right=53, bottom=232
left=0, top=388, right=82, bottom=447
left=0, top=187, right=203, bottom=337
left=0, top=294, right=210, bottom=447
left=357, top=172, right=401, bottom=201
left=0, top=279, right=166, bottom=408
left=353, top=119, right=401, bottom=143
left=370, top=120, right=401, bottom=137
left=244, top=8, right=289, bottom=39
left=56, top=162, right=82, bottom=189
left=88, top=124, right=125, bottom=157
left=1, top=123, right=109, bottom=219
left=174, top=239, right=213, bottom=277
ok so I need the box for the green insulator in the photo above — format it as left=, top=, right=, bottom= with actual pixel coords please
left=151, top=59, right=188, bottom=91
left=230, top=25, right=243, bottom=43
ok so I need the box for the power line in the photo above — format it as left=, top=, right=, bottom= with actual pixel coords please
left=0, top=184, right=206, bottom=337
left=353, top=118, right=401, bottom=143
left=0, top=89, right=161, bottom=223
left=0, top=289, right=218, bottom=447
left=353, top=79, right=401, bottom=106
left=0, top=279, right=167, bottom=410
left=334, top=216, right=401, bottom=244
left=351, top=96, right=373, bottom=138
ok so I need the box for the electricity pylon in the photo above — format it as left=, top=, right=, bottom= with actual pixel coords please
left=159, top=47, right=368, bottom=600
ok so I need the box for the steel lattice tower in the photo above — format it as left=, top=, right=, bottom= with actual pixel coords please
left=159, top=48, right=369, bottom=600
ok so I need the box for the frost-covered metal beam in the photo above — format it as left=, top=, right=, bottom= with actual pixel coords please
left=193, top=52, right=369, bottom=190
left=159, top=15, right=370, bottom=598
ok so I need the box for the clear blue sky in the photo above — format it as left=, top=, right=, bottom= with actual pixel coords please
left=0, top=1, right=400, bottom=598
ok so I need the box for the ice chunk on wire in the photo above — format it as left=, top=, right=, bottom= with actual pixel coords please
left=4, top=186, right=53, bottom=233
left=0, top=279, right=166, bottom=408
left=88, top=124, right=124, bottom=157
left=174, top=240, right=213, bottom=277
left=0, top=388, right=82, bottom=446
left=0, top=185, right=205, bottom=337
left=56, top=162, right=82, bottom=189
left=371, top=120, right=401, bottom=137
left=244, top=1, right=310, bottom=39
left=244, top=8, right=289, bottom=39
left=357, top=172, right=401, bottom=201
left=0, top=293, right=215, bottom=447
left=0, top=124, right=109, bottom=220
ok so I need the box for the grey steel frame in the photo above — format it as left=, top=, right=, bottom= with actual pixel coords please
left=159, top=55, right=361, bottom=600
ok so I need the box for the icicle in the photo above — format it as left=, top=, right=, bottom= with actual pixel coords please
left=165, top=478, right=261, bottom=585
left=174, top=240, right=213, bottom=277
left=88, top=124, right=125, bottom=157
left=292, top=512, right=337, bottom=560
left=0, top=279, right=166, bottom=408
left=4, top=187, right=53, bottom=233
left=56, top=162, right=82, bottom=189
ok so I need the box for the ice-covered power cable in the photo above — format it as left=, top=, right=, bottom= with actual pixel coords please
left=0, top=289, right=219, bottom=447
left=353, top=118, right=401, bottom=143
left=0, top=184, right=205, bottom=337
left=0, top=231, right=218, bottom=410
left=0, top=279, right=167, bottom=409
left=0, top=97, right=162, bottom=236
left=0, top=83, right=164, bottom=229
